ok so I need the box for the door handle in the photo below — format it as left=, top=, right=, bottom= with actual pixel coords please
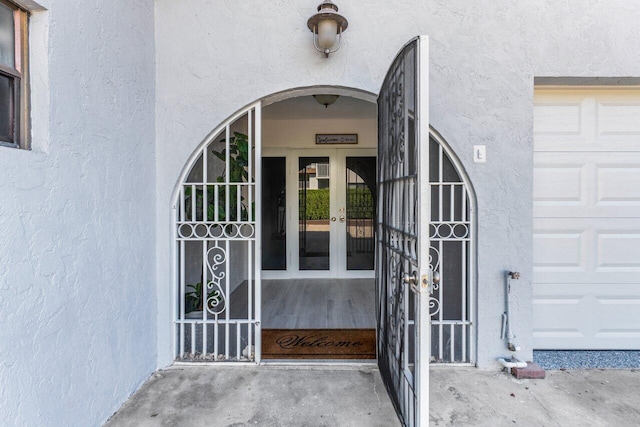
left=339, top=216, right=345, bottom=223
left=331, top=216, right=337, bottom=222
left=403, top=272, right=418, bottom=285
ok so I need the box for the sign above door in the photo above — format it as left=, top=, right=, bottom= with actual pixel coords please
left=316, top=134, right=358, bottom=144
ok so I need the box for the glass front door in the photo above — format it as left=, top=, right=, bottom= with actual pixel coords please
left=261, top=149, right=376, bottom=278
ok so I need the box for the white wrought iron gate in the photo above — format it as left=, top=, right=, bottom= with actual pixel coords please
left=173, top=102, right=261, bottom=363
left=377, top=36, right=432, bottom=427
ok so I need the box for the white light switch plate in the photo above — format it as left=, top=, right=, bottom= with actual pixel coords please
left=473, top=145, right=486, bottom=163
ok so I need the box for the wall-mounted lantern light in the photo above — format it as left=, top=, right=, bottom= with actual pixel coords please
left=307, top=1, right=349, bottom=58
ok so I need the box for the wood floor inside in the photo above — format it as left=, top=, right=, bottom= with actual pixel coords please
left=261, top=279, right=375, bottom=329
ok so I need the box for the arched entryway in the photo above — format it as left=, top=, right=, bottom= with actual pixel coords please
left=170, top=86, right=476, bottom=365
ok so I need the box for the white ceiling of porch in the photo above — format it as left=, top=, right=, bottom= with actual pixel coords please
left=262, top=96, right=377, bottom=121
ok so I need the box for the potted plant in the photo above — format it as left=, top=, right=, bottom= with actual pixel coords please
left=184, top=280, right=223, bottom=318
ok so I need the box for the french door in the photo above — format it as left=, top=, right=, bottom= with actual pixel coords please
left=262, top=148, right=377, bottom=278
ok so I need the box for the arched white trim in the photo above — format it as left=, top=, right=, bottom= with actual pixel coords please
left=169, top=86, right=478, bottom=365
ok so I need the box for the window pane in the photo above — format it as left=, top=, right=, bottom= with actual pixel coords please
left=299, top=157, right=330, bottom=270
left=0, top=3, right=15, bottom=68
left=262, top=157, right=287, bottom=270
left=0, top=73, right=14, bottom=142
left=346, top=157, right=376, bottom=270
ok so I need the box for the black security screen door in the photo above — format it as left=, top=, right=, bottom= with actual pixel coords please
left=376, top=36, right=432, bottom=427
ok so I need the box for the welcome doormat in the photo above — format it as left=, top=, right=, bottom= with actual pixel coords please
left=262, top=329, right=376, bottom=359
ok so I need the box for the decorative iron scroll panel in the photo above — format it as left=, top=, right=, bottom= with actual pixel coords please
left=428, top=137, right=474, bottom=364
left=377, top=40, right=420, bottom=427
left=174, top=103, right=261, bottom=363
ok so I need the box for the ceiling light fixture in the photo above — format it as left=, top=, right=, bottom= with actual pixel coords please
left=307, top=1, right=349, bottom=58
left=313, top=94, right=340, bottom=108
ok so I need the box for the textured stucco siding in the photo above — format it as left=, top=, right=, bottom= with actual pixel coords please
left=155, top=0, right=640, bottom=369
left=425, top=0, right=640, bottom=367
left=0, top=1, right=156, bottom=425
left=4, top=1, right=640, bottom=424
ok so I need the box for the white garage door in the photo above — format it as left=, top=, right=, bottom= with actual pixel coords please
left=533, top=88, right=640, bottom=350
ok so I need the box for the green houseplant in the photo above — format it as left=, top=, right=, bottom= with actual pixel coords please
left=183, top=132, right=252, bottom=315
left=184, top=132, right=253, bottom=221
left=185, top=280, right=223, bottom=314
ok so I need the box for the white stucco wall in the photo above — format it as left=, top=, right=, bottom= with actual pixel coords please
left=0, top=2, right=638, bottom=424
left=155, top=0, right=640, bottom=369
left=0, top=0, right=156, bottom=425
left=425, top=0, right=640, bottom=366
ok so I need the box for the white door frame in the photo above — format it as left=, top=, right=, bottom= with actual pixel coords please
left=262, top=147, right=377, bottom=279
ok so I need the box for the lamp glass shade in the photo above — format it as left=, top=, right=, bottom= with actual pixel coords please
left=317, top=19, right=338, bottom=50
left=313, top=94, right=339, bottom=107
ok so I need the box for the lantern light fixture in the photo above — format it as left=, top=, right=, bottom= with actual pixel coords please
left=307, top=1, right=349, bottom=58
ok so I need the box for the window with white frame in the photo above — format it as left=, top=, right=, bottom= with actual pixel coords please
left=315, top=162, right=330, bottom=179
left=0, top=0, right=29, bottom=149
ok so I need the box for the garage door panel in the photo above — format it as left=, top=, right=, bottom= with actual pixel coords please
left=534, top=218, right=640, bottom=281
left=596, top=232, right=640, bottom=271
left=533, top=230, right=587, bottom=272
left=534, top=152, right=640, bottom=217
left=533, top=287, right=640, bottom=349
left=535, top=90, right=640, bottom=152
left=597, top=166, right=640, bottom=205
left=533, top=102, right=583, bottom=135
left=597, top=101, right=640, bottom=136
left=532, top=296, right=586, bottom=340
left=595, top=297, right=640, bottom=335
left=533, top=164, right=586, bottom=205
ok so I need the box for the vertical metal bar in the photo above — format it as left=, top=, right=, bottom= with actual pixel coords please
left=438, top=240, right=443, bottom=361
left=180, top=185, right=186, bottom=222
left=215, top=185, right=219, bottom=222
left=469, top=204, right=476, bottom=364
left=416, top=262, right=431, bottom=427
left=417, top=36, right=430, bottom=427
left=438, top=146, right=443, bottom=223
left=237, top=184, right=241, bottom=220
left=179, top=239, right=185, bottom=357
left=191, top=184, right=196, bottom=222
left=237, top=322, right=242, bottom=360
left=191, top=323, right=195, bottom=355
left=248, top=109, right=253, bottom=222
left=462, top=186, right=467, bottom=222
left=254, top=103, right=262, bottom=363
left=226, top=126, right=230, bottom=222
left=248, top=240, right=253, bottom=357
left=450, top=324, right=454, bottom=362
left=202, top=240, right=207, bottom=356
left=462, top=185, right=468, bottom=362
left=203, top=140, right=208, bottom=222
left=404, top=260, right=410, bottom=375
left=449, top=184, right=454, bottom=222
left=225, top=239, right=230, bottom=359
left=214, top=316, right=219, bottom=358
left=462, top=241, right=467, bottom=362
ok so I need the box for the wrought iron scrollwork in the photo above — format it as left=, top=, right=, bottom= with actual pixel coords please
left=205, top=245, right=227, bottom=316
left=377, top=40, right=418, bottom=427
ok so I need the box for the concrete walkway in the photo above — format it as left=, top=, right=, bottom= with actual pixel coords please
left=105, top=365, right=640, bottom=426
left=105, top=364, right=400, bottom=427
left=430, top=368, right=640, bottom=426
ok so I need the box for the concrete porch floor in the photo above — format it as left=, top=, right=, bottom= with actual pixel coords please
left=104, top=365, right=640, bottom=426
